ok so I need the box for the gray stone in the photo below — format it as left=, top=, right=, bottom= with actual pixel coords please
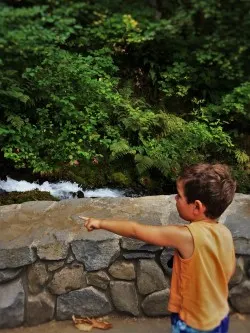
left=66, top=254, right=75, bottom=264
left=167, top=206, right=187, bottom=225
left=219, top=194, right=250, bottom=224
left=224, top=207, right=250, bottom=256
left=0, top=278, right=25, bottom=328
left=246, top=259, right=250, bottom=279
left=48, top=266, right=86, bottom=295
left=71, top=235, right=120, bottom=271
left=230, top=280, right=250, bottom=313
left=229, top=256, right=245, bottom=287
left=110, top=281, right=139, bottom=316
left=36, top=240, right=69, bottom=260
left=123, top=252, right=155, bottom=260
left=47, top=260, right=65, bottom=272
left=160, top=247, right=175, bottom=276
left=0, top=246, right=36, bottom=269
left=26, top=291, right=55, bottom=326
left=108, top=261, right=136, bottom=280
left=27, top=261, right=49, bottom=294
left=137, top=260, right=167, bottom=295
left=142, top=289, right=171, bottom=316
left=234, top=238, right=250, bottom=256
left=121, top=238, right=162, bottom=252
left=56, top=286, right=113, bottom=320
left=86, top=271, right=110, bottom=290
left=69, top=261, right=84, bottom=268
left=0, top=267, right=23, bottom=283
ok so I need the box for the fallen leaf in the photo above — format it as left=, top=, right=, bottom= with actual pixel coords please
left=75, top=323, right=93, bottom=331
left=72, top=315, right=112, bottom=331
left=90, top=318, right=112, bottom=330
left=73, top=316, right=93, bottom=331
left=235, top=313, right=246, bottom=321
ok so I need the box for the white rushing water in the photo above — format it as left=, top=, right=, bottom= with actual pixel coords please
left=0, top=177, right=125, bottom=199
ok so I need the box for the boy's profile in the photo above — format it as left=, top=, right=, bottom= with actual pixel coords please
left=80, top=163, right=236, bottom=333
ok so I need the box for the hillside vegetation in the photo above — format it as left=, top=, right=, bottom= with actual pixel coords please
left=1, top=0, right=250, bottom=192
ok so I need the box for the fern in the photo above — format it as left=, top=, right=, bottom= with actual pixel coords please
left=0, top=126, right=12, bottom=136
left=235, top=150, right=249, bottom=164
left=110, top=140, right=136, bottom=160
left=135, top=153, right=179, bottom=179
left=135, top=154, right=154, bottom=174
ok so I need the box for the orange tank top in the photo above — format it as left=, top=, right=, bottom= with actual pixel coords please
left=168, top=221, right=235, bottom=331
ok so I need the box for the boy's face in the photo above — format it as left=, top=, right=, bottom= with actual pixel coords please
left=175, top=180, right=195, bottom=221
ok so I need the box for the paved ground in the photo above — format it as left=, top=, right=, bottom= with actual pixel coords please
left=1, top=315, right=250, bottom=333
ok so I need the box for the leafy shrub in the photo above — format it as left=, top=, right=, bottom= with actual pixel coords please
left=1, top=0, right=250, bottom=192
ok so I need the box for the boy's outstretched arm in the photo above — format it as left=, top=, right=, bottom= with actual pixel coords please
left=79, top=217, right=193, bottom=258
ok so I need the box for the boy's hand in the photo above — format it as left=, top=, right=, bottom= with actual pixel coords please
left=79, top=216, right=101, bottom=231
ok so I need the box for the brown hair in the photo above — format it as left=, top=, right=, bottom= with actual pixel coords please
left=179, top=163, right=236, bottom=219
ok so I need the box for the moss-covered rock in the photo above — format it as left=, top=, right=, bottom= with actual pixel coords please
left=111, top=172, right=133, bottom=187
left=0, top=190, right=59, bottom=206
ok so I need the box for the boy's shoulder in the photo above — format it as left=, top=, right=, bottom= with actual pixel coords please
left=188, top=221, right=234, bottom=244
left=218, top=222, right=234, bottom=241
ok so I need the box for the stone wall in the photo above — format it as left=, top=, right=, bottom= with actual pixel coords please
left=0, top=194, right=250, bottom=328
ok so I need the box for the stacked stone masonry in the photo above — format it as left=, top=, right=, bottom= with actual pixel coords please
left=0, top=194, right=250, bottom=328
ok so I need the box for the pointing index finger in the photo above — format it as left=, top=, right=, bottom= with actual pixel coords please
left=79, top=216, right=90, bottom=221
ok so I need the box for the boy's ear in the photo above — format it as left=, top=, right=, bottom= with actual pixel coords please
left=193, top=200, right=206, bottom=215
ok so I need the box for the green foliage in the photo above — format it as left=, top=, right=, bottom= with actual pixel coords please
left=111, top=172, right=132, bottom=187
left=160, top=62, right=196, bottom=98
left=1, top=0, right=250, bottom=192
left=232, top=167, right=250, bottom=194
left=200, top=82, right=250, bottom=125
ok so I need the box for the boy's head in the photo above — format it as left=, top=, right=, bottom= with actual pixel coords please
left=177, top=163, right=236, bottom=220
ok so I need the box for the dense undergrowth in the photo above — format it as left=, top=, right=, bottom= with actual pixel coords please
left=1, top=0, right=250, bottom=193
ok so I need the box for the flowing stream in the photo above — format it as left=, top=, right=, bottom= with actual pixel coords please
left=0, top=177, right=125, bottom=199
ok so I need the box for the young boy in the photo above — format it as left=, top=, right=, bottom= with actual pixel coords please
left=80, top=163, right=236, bottom=333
